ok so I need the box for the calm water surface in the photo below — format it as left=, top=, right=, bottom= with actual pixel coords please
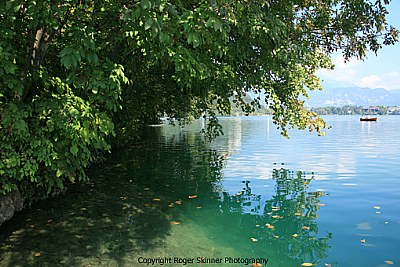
left=1, top=116, right=399, bottom=267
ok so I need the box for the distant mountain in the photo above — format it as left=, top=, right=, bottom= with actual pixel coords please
left=304, top=86, right=400, bottom=107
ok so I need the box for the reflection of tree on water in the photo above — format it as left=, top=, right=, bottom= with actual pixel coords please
left=0, top=124, right=332, bottom=266
left=218, top=168, right=332, bottom=265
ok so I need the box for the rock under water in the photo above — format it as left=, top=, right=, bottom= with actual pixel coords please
left=0, top=190, right=23, bottom=226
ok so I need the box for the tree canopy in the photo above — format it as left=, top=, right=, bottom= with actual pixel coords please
left=0, top=0, right=398, bottom=198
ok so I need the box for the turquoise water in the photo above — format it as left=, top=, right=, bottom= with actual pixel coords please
left=1, top=116, right=399, bottom=266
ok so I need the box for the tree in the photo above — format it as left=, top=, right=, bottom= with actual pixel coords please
left=0, top=0, right=398, bottom=198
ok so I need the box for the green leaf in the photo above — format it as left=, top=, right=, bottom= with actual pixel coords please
left=144, top=18, right=153, bottom=30
left=70, top=144, right=79, bottom=155
left=206, top=17, right=215, bottom=28
left=56, top=169, right=63, bottom=177
left=141, top=0, right=151, bottom=10
left=214, top=19, right=222, bottom=32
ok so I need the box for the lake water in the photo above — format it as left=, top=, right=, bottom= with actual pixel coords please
left=1, top=116, right=399, bottom=267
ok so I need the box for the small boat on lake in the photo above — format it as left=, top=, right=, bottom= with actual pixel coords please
left=360, top=116, right=377, bottom=122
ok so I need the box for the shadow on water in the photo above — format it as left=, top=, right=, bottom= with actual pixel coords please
left=0, top=127, right=225, bottom=266
left=0, top=125, right=333, bottom=266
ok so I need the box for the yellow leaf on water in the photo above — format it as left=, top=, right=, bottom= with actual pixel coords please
left=265, top=223, right=275, bottom=229
left=292, top=234, right=299, bottom=237
left=252, top=263, right=262, bottom=267
left=196, top=206, right=202, bottom=209
left=325, top=264, right=332, bottom=267
left=171, top=221, right=181, bottom=225
left=152, top=198, right=161, bottom=201
left=175, top=200, right=182, bottom=205
left=34, top=252, right=41, bottom=257
left=360, top=239, right=366, bottom=243
left=188, top=195, right=197, bottom=199
left=301, top=263, right=314, bottom=267
left=384, top=260, right=394, bottom=265
left=273, top=235, right=279, bottom=239
left=302, top=226, right=310, bottom=230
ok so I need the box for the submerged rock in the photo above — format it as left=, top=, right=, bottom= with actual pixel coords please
left=0, top=190, right=24, bottom=226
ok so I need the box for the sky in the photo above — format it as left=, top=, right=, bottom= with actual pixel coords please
left=317, top=1, right=400, bottom=90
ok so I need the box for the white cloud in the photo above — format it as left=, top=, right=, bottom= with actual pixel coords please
left=317, top=55, right=359, bottom=83
left=355, top=71, right=400, bottom=90
left=317, top=54, right=400, bottom=90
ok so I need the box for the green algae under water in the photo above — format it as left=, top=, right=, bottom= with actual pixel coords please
left=1, top=116, right=400, bottom=267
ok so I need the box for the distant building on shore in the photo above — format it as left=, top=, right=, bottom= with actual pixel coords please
left=362, top=106, right=400, bottom=115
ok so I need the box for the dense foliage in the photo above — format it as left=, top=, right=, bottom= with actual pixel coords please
left=0, top=0, right=398, bottom=198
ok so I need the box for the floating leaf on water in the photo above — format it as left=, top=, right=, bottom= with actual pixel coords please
left=252, top=263, right=262, bottom=267
left=144, top=203, right=150, bottom=207
left=273, top=235, right=279, bottom=239
left=301, top=263, right=314, bottom=267
left=265, top=224, right=275, bottom=229
left=175, top=200, right=182, bottom=205
left=360, top=239, right=366, bottom=243
left=325, top=264, right=332, bottom=267
left=196, top=206, right=202, bottom=209
left=144, top=187, right=150, bottom=191
left=373, top=206, right=381, bottom=210
left=171, top=221, right=181, bottom=225
left=250, top=237, right=258, bottom=242
left=384, top=260, right=394, bottom=265
left=34, top=252, right=41, bottom=257
left=302, top=226, right=310, bottom=230
left=292, top=234, right=299, bottom=237
left=188, top=195, right=197, bottom=199
left=168, top=203, right=174, bottom=208
left=255, top=224, right=260, bottom=227
left=152, top=198, right=161, bottom=201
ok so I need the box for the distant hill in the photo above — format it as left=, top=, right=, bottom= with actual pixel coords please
left=304, top=86, right=400, bottom=107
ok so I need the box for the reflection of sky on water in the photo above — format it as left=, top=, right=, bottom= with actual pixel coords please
left=200, top=116, right=400, bottom=266
left=215, top=116, right=399, bottom=193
